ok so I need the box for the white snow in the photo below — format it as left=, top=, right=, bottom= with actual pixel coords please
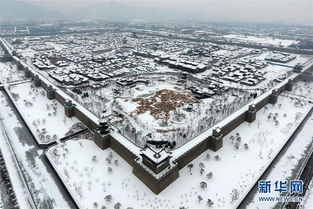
left=247, top=98, right=313, bottom=208
left=0, top=62, right=26, bottom=83
left=0, top=91, right=73, bottom=209
left=0, top=119, right=32, bottom=209
left=46, top=92, right=313, bottom=209
left=7, top=82, right=80, bottom=144
left=223, top=34, right=299, bottom=47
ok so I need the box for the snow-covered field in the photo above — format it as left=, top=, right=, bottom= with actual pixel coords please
left=223, top=34, right=298, bottom=47
left=292, top=81, right=313, bottom=100
left=0, top=91, right=73, bottom=209
left=0, top=122, right=31, bottom=209
left=246, top=99, right=313, bottom=209
left=46, top=91, right=312, bottom=209
left=0, top=61, right=26, bottom=83
left=7, top=82, right=80, bottom=144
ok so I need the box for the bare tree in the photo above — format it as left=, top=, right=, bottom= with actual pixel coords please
left=114, top=202, right=121, bottom=209
left=214, top=155, right=221, bottom=161
left=206, top=153, right=211, bottom=160
left=187, top=163, right=194, bottom=174
left=197, top=195, right=203, bottom=203
left=207, top=172, right=213, bottom=179
left=207, top=199, right=214, bottom=207
left=231, top=189, right=239, bottom=203
left=200, top=168, right=204, bottom=175
left=104, top=195, right=112, bottom=202
left=200, top=181, right=207, bottom=189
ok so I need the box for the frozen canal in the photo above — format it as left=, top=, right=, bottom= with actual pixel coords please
left=0, top=90, right=77, bottom=209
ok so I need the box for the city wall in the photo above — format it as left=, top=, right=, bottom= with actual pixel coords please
left=3, top=44, right=312, bottom=194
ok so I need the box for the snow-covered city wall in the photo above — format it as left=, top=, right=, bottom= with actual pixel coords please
left=2, top=35, right=313, bottom=197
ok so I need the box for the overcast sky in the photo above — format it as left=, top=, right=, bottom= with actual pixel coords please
left=22, top=0, right=313, bottom=25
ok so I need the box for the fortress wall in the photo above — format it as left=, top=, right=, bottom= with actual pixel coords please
left=132, top=161, right=179, bottom=194
left=110, top=137, right=137, bottom=165
left=175, top=138, right=209, bottom=170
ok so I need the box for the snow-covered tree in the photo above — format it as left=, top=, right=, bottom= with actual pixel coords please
left=199, top=162, right=204, bottom=169
left=207, top=172, right=213, bottom=179
left=207, top=199, right=214, bottom=207
left=197, top=195, right=203, bottom=203
left=114, top=202, right=121, bottom=209
left=214, top=155, right=221, bottom=161
left=200, top=181, right=207, bottom=189
left=104, top=195, right=112, bottom=202
left=206, top=153, right=211, bottom=160
left=231, top=189, right=239, bottom=203
left=200, top=168, right=204, bottom=175
left=187, top=163, right=194, bottom=173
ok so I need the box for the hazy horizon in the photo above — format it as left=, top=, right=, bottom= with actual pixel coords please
left=1, top=0, right=313, bottom=25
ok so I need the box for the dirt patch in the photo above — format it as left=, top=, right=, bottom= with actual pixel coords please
left=131, top=89, right=200, bottom=123
left=156, top=128, right=181, bottom=133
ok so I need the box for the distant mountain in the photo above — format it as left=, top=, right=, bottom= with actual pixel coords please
left=0, top=0, right=64, bottom=21
left=0, top=1, right=194, bottom=22
left=67, top=2, right=191, bottom=21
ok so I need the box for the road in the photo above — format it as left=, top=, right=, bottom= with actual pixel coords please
left=238, top=107, right=313, bottom=209
left=0, top=90, right=77, bottom=209
left=284, top=150, right=313, bottom=209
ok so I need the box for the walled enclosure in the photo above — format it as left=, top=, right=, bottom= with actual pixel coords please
left=6, top=50, right=313, bottom=194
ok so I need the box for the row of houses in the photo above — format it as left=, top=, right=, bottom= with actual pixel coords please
left=265, top=51, right=296, bottom=63
left=212, top=59, right=267, bottom=86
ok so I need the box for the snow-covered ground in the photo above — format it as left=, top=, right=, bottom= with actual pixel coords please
left=0, top=121, right=31, bottom=209
left=0, top=61, right=26, bottom=83
left=246, top=98, right=313, bottom=209
left=7, top=82, right=80, bottom=144
left=46, top=91, right=312, bottom=209
left=0, top=90, right=74, bottom=209
left=223, top=34, right=298, bottom=47
left=292, top=81, right=313, bottom=100
left=244, top=51, right=311, bottom=67
left=70, top=74, right=254, bottom=148
left=112, top=81, right=248, bottom=147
